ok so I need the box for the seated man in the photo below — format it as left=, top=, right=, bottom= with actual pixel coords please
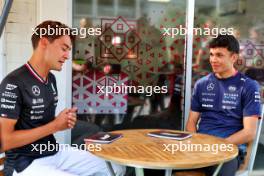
left=0, top=20, right=125, bottom=176
left=186, top=35, right=262, bottom=176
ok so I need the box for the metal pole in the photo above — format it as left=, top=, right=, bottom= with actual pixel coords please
left=212, top=163, right=223, bottom=176
left=183, top=0, right=195, bottom=130
left=135, top=168, right=144, bottom=176
left=106, top=161, right=116, bottom=176
left=165, top=169, right=172, bottom=176
left=0, top=0, right=13, bottom=37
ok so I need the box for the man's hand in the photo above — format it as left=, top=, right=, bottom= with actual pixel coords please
left=225, top=116, right=258, bottom=145
left=53, top=107, right=77, bottom=131
left=67, top=107, right=77, bottom=129
left=186, top=110, right=201, bottom=132
left=0, top=108, right=78, bottom=151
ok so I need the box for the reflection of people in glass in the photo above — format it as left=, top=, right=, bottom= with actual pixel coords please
left=248, top=25, right=264, bottom=67
left=73, top=18, right=94, bottom=72
left=249, top=26, right=262, bottom=43
left=186, top=35, right=261, bottom=176
left=193, top=19, right=216, bottom=75
left=243, top=25, right=264, bottom=103
left=237, top=25, right=264, bottom=75
left=150, top=64, right=184, bottom=129
left=138, top=15, right=169, bottom=113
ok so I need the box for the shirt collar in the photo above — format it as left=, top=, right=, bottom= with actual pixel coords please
left=25, top=62, right=49, bottom=84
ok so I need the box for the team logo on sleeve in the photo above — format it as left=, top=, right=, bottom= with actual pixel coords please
left=206, top=83, right=215, bottom=91
left=32, top=85, right=41, bottom=96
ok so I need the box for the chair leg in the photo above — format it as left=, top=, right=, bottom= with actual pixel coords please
left=135, top=168, right=144, bottom=176
left=213, top=163, right=223, bottom=176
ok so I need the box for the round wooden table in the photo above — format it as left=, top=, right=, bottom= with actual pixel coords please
left=88, top=129, right=238, bottom=176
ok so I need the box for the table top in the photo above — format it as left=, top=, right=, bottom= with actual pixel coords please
left=89, top=129, right=238, bottom=170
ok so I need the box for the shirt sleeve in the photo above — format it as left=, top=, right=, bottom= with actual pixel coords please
left=191, top=81, right=201, bottom=112
left=0, top=76, right=22, bottom=119
left=242, top=80, right=262, bottom=117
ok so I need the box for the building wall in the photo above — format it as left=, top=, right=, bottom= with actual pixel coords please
left=4, top=0, right=36, bottom=74
left=0, top=0, right=5, bottom=81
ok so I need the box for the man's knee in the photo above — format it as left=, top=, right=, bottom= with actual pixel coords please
left=204, top=157, right=239, bottom=176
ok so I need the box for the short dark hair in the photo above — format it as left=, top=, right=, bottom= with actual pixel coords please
left=31, top=20, right=75, bottom=49
left=209, top=35, right=239, bottom=54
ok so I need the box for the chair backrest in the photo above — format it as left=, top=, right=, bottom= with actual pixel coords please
left=0, top=152, right=4, bottom=176
left=237, top=104, right=264, bottom=175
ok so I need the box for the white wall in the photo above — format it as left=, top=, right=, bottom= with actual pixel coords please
left=37, top=0, right=72, bottom=144
left=0, top=0, right=36, bottom=80
left=4, top=0, right=36, bottom=74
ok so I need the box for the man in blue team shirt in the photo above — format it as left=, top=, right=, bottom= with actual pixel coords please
left=186, top=35, right=262, bottom=176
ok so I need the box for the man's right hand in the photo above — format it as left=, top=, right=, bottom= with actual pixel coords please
left=53, top=108, right=77, bottom=131
left=0, top=107, right=78, bottom=151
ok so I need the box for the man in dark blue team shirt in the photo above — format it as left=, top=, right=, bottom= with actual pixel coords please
left=0, top=21, right=124, bottom=176
left=186, top=35, right=262, bottom=176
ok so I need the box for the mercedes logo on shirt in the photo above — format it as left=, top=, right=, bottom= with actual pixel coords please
left=207, top=83, right=215, bottom=91
left=228, top=85, right=237, bottom=92
left=32, top=85, right=41, bottom=96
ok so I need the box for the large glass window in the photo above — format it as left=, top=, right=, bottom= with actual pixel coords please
left=72, top=0, right=187, bottom=146
left=72, top=0, right=264, bottom=173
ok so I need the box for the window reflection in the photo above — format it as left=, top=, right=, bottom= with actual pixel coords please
left=72, top=1, right=187, bottom=146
